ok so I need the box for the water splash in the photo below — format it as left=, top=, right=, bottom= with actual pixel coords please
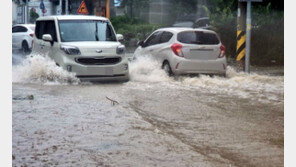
left=129, top=55, right=172, bottom=83
left=128, top=55, right=283, bottom=101
left=12, top=54, right=80, bottom=85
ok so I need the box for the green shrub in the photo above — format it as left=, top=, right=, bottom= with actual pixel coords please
left=205, top=3, right=284, bottom=66
left=111, top=15, right=163, bottom=46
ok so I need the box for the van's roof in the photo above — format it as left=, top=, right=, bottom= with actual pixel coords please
left=37, top=15, right=109, bottom=21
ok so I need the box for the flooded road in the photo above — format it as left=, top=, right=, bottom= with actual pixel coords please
left=12, top=54, right=284, bottom=167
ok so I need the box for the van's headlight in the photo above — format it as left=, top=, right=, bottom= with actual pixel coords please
left=116, top=45, right=125, bottom=55
left=60, top=45, right=81, bottom=55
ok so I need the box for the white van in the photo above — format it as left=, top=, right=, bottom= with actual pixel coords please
left=32, top=15, right=129, bottom=81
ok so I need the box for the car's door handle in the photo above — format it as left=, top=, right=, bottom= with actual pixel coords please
left=149, top=49, right=154, bottom=52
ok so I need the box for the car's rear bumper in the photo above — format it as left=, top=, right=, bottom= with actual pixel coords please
left=171, top=56, right=227, bottom=75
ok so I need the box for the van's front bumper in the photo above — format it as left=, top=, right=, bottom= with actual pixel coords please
left=60, top=55, right=129, bottom=82
left=76, top=73, right=129, bottom=82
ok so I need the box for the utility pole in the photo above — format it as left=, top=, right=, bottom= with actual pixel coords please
left=236, top=1, right=246, bottom=71
left=65, top=0, right=69, bottom=15
left=106, top=0, right=110, bottom=18
left=24, top=0, right=28, bottom=23
left=245, top=1, right=252, bottom=73
left=237, top=0, right=262, bottom=73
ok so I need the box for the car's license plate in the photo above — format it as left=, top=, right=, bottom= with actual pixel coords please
left=105, top=67, right=113, bottom=76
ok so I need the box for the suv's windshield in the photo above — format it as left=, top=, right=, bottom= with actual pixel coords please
left=58, top=20, right=116, bottom=42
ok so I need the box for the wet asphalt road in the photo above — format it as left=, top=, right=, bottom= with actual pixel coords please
left=12, top=54, right=284, bottom=167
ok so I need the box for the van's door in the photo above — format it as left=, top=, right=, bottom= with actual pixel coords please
left=34, top=20, right=58, bottom=59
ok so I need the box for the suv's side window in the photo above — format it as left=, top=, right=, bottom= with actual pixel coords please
left=159, top=31, right=173, bottom=43
left=144, top=31, right=163, bottom=47
left=35, top=20, right=57, bottom=42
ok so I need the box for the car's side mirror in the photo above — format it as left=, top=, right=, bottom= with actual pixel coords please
left=137, top=40, right=144, bottom=47
left=42, top=34, right=53, bottom=42
left=116, top=34, right=124, bottom=41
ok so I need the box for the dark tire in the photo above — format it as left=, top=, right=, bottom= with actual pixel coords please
left=22, top=41, right=30, bottom=55
left=162, top=61, right=173, bottom=76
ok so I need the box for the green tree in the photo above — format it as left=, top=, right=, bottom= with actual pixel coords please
left=117, top=0, right=150, bottom=19
left=171, top=0, right=198, bottom=17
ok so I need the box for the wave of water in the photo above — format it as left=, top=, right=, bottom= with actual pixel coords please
left=128, top=55, right=284, bottom=101
left=12, top=53, right=283, bottom=101
left=12, top=54, right=80, bottom=85
left=129, top=55, right=172, bottom=83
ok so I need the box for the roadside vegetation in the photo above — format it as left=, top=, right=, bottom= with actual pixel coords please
left=111, top=15, right=162, bottom=48
left=206, top=0, right=284, bottom=66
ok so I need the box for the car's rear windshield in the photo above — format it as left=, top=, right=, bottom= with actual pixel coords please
left=58, top=20, right=116, bottom=42
left=177, top=31, right=220, bottom=45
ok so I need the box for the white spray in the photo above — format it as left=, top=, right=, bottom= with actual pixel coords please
left=12, top=54, right=80, bottom=84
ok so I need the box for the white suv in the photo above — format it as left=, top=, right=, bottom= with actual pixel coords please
left=134, top=28, right=227, bottom=76
left=32, top=15, right=129, bottom=81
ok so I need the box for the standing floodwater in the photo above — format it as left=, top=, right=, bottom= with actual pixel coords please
left=12, top=54, right=283, bottom=166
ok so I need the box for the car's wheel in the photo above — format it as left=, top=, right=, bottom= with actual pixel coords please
left=162, top=61, right=173, bottom=76
left=22, top=41, right=30, bottom=55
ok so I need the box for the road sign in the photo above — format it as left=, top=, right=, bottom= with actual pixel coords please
left=77, top=0, right=88, bottom=15
left=40, top=1, right=45, bottom=10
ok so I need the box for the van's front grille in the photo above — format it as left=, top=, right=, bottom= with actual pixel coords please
left=75, top=57, right=121, bottom=65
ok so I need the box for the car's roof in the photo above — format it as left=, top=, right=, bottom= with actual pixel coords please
left=13, top=24, right=35, bottom=27
left=157, top=27, right=216, bottom=34
left=37, top=15, right=109, bottom=21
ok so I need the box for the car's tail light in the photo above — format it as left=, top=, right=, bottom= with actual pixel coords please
left=171, top=43, right=184, bottom=57
left=218, top=44, right=226, bottom=58
left=30, top=33, right=34, bottom=37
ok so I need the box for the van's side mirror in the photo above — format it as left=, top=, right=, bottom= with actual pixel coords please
left=116, top=34, right=124, bottom=41
left=42, top=34, right=54, bottom=46
left=137, top=40, right=144, bottom=47
left=42, top=34, right=53, bottom=42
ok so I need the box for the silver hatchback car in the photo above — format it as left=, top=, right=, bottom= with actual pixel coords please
left=134, top=28, right=227, bottom=76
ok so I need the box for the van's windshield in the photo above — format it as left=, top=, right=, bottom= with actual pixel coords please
left=58, top=20, right=116, bottom=42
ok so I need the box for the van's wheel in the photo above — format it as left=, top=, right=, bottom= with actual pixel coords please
left=22, top=41, right=30, bottom=55
left=162, top=61, right=173, bottom=76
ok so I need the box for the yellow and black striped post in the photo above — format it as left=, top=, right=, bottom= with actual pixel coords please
left=236, top=30, right=246, bottom=61
left=236, top=2, right=246, bottom=70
